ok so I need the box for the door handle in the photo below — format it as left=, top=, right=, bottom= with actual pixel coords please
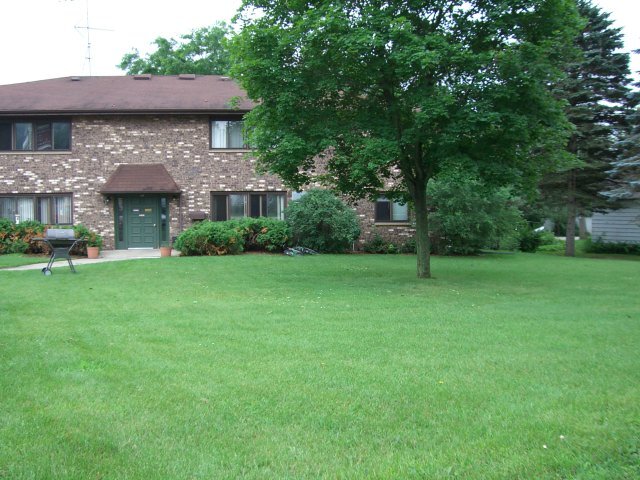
left=153, top=224, right=157, bottom=227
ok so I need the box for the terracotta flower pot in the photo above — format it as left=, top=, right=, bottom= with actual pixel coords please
left=160, top=246, right=172, bottom=257
left=87, top=246, right=100, bottom=259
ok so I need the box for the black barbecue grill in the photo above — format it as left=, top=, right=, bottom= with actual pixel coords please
left=32, top=229, right=85, bottom=275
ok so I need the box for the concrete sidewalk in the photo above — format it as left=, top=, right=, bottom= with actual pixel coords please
left=3, top=249, right=179, bottom=271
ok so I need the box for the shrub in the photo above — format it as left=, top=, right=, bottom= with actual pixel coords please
left=0, top=221, right=104, bottom=256
left=6, top=239, right=30, bottom=254
left=386, top=243, right=399, bottom=254
left=0, top=219, right=46, bottom=254
left=228, top=217, right=291, bottom=252
left=73, top=224, right=104, bottom=248
left=284, top=189, right=360, bottom=253
left=70, top=224, right=103, bottom=255
left=538, top=230, right=557, bottom=246
left=519, top=228, right=560, bottom=253
left=0, top=219, right=11, bottom=248
left=428, top=171, right=525, bottom=255
left=518, top=228, right=542, bottom=252
left=585, top=238, right=640, bottom=255
left=363, top=234, right=399, bottom=254
left=399, top=238, right=417, bottom=254
left=174, top=221, right=244, bottom=256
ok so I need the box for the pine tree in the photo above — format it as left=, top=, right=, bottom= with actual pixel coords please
left=540, top=0, right=633, bottom=255
left=608, top=76, right=640, bottom=200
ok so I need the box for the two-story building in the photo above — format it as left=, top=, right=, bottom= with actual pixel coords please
left=0, top=75, right=414, bottom=250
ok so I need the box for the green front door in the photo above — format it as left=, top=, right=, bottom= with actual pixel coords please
left=126, top=196, right=159, bottom=248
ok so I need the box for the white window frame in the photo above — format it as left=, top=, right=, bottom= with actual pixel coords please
left=375, top=196, right=409, bottom=223
left=210, top=117, right=248, bottom=149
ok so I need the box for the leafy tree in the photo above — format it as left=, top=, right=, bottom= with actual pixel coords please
left=119, top=23, right=233, bottom=75
left=539, top=1, right=633, bottom=256
left=428, top=170, right=525, bottom=255
left=232, top=0, right=579, bottom=278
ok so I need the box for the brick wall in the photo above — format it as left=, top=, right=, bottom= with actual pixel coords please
left=351, top=199, right=416, bottom=249
left=0, top=114, right=416, bottom=250
left=0, top=115, right=287, bottom=248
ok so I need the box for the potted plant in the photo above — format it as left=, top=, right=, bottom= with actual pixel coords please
left=71, top=224, right=102, bottom=259
left=84, top=229, right=103, bottom=259
left=160, top=241, right=172, bottom=257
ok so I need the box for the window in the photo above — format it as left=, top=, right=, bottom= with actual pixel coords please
left=0, top=120, right=71, bottom=151
left=375, top=196, right=409, bottom=223
left=211, top=192, right=285, bottom=221
left=0, top=194, right=72, bottom=224
left=210, top=116, right=248, bottom=149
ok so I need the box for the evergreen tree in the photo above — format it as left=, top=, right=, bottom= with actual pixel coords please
left=608, top=74, right=640, bottom=200
left=540, top=0, right=633, bottom=255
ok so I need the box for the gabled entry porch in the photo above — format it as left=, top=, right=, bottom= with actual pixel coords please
left=100, top=164, right=181, bottom=249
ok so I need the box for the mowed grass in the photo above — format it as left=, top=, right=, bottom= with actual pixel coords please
left=0, top=254, right=638, bottom=479
left=0, top=253, right=51, bottom=269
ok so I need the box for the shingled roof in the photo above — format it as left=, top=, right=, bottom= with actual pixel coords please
left=0, top=75, right=254, bottom=115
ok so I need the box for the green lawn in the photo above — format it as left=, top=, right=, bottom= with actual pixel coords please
left=1, top=254, right=638, bottom=479
left=0, top=253, right=51, bottom=269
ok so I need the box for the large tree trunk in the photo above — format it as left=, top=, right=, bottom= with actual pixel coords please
left=412, top=185, right=431, bottom=278
left=565, top=171, right=576, bottom=257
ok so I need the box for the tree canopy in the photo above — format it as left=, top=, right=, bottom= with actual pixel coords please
left=539, top=0, right=633, bottom=255
left=118, top=23, right=233, bottom=75
left=232, top=0, right=580, bottom=277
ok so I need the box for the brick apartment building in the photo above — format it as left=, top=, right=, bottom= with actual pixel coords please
left=0, top=75, right=414, bottom=250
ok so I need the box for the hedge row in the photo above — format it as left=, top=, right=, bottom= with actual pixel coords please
left=362, top=235, right=416, bottom=254
left=175, top=190, right=362, bottom=256
left=585, top=237, right=640, bottom=255
left=174, top=217, right=290, bottom=256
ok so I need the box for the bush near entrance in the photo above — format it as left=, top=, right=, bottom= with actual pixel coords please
left=175, top=217, right=290, bottom=256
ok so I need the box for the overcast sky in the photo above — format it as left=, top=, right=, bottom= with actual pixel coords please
left=0, top=0, right=638, bottom=86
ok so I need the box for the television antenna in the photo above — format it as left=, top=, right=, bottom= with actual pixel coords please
left=73, top=0, right=113, bottom=76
